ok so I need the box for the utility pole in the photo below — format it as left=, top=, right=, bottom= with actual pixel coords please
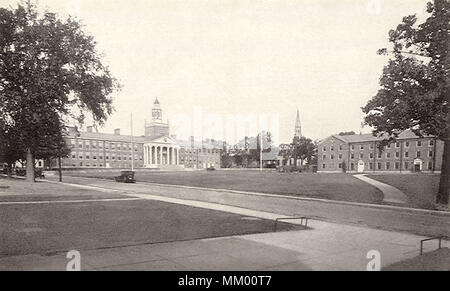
left=130, top=112, right=134, bottom=171
left=260, top=133, right=263, bottom=172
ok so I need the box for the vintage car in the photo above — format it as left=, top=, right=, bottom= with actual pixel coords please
left=114, top=171, right=136, bottom=183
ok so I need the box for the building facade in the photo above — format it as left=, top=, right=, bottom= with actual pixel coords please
left=317, top=130, right=444, bottom=173
left=61, top=98, right=219, bottom=169
left=177, top=137, right=222, bottom=169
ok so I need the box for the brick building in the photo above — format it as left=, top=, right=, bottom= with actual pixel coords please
left=60, top=98, right=220, bottom=169
left=177, top=137, right=222, bottom=169
left=317, top=130, right=443, bottom=173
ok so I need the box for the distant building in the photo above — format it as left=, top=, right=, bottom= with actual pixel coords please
left=317, top=130, right=443, bottom=173
left=177, top=137, right=222, bottom=169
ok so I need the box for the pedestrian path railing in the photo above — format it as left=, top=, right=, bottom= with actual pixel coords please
left=274, top=217, right=309, bottom=232
left=420, top=236, right=447, bottom=255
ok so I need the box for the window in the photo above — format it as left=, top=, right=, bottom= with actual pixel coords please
left=359, top=153, right=364, bottom=159
left=322, top=164, right=326, bottom=169
left=338, top=154, right=342, bottom=159
left=417, top=151, right=421, bottom=158
left=395, top=162, right=400, bottom=170
left=72, top=154, right=76, bottom=159
left=351, top=153, right=354, bottom=159
left=386, top=162, right=390, bottom=170
left=378, top=152, right=382, bottom=158
left=360, top=145, right=364, bottom=150
left=338, top=163, right=342, bottom=169
left=386, top=152, right=391, bottom=158
left=404, top=162, right=409, bottom=170
left=404, top=151, right=409, bottom=158
left=405, top=141, right=409, bottom=147
left=339, top=145, right=343, bottom=150
left=370, top=153, right=374, bottom=159
left=429, top=150, right=433, bottom=158
left=395, top=142, right=400, bottom=148
left=428, top=161, right=433, bottom=170
left=429, top=139, right=434, bottom=146
left=322, top=155, right=326, bottom=160
left=417, top=141, right=422, bottom=147
left=387, top=144, right=391, bottom=149
left=370, top=144, right=374, bottom=150
left=377, top=163, right=382, bottom=170
left=79, top=155, right=83, bottom=160
left=86, top=155, right=90, bottom=159
left=369, top=163, right=373, bottom=170
left=351, top=145, right=355, bottom=150
left=93, top=156, right=97, bottom=160
left=330, top=154, right=334, bottom=160
left=323, top=147, right=326, bottom=152
left=351, top=163, right=355, bottom=170
left=395, top=152, right=400, bottom=158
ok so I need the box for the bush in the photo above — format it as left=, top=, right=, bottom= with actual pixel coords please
left=277, top=165, right=302, bottom=173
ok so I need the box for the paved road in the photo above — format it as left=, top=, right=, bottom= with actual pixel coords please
left=49, top=176, right=450, bottom=238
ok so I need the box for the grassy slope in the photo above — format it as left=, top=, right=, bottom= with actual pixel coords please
left=65, top=170, right=384, bottom=204
left=366, top=174, right=440, bottom=209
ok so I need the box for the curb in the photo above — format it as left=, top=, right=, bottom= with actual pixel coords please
left=46, top=175, right=450, bottom=218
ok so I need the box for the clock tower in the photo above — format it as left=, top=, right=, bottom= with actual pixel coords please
left=145, top=98, right=169, bottom=140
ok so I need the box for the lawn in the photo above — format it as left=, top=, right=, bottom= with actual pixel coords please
left=64, top=170, right=384, bottom=204
left=366, top=174, right=440, bottom=209
left=0, top=177, right=297, bottom=257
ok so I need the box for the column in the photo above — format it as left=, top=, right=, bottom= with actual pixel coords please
left=170, top=147, right=173, bottom=165
left=143, top=146, right=147, bottom=166
left=159, top=146, right=162, bottom=165
left=176, top=148, right=179, bottom=165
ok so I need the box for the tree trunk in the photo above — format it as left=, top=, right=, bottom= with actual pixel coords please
left=26, top=148, right=35, bottom=183
left=436, top=136, right=450, bottom=206
left=58, top=156, right=62, bottom=182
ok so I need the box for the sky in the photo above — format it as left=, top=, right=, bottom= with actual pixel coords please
left=2, top=0, right=429, bottom=144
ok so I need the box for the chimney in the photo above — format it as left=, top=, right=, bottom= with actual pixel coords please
left=114, top=128, right=120, bottom=135
left=87, top=126, right=93, bottom=133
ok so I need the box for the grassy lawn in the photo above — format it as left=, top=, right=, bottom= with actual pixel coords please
left=64, top=170, right=384, bottom=204
left=366, top=174, right=440, bottom=209
left=0, top=177, right=297, bottom=257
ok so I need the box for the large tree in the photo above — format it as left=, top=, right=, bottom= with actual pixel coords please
left=291, top=136, right=316, bottom=166
left=362, top=0, right=450, bottom=206
left=0, top=2, right=119, bottom=182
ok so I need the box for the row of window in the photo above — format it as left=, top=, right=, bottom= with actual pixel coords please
left=71, top=162, right=143, bottom=168
left=322, top=140, right=435, bottom=152
left=183, top=149, right=221, bottom=155
left=322, top=150, right=433, bottom=160
left=69, top=139, right=141, bottom=151
left=71, top=154, right=143, bottom=161
left=323, top=161, right=434, bottom=171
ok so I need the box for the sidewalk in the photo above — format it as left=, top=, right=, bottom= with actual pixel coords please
left=1, top=218, right=447, bottom=271
left=354, top=174, right=408, bottom=204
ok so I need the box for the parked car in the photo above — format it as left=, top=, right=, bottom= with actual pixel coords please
left=206, top=167, right=216, bottom=171
left=115, top=171, right=136, bottom=183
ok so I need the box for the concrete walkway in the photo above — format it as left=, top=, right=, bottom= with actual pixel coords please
left=1, top=216, right=447, bottom=271
left=354, top=174, right=408, bottom=204
left=1, top=185, right=448, bottom=271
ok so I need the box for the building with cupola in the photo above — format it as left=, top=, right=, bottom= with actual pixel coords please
left=59, top=98, right=220, bottom=170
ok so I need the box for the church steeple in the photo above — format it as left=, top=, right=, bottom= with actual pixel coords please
left=295, top=109, right=302, bottom=138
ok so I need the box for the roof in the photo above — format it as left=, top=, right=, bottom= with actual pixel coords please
left=262, top=147, right=280, bottom=161
left=323, top=130, right=434, bottom=144
left=69, top=131, right=146, bottom=143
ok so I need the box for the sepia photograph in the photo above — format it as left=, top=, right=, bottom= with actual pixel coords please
left=0, top=0, right=449, bottom=277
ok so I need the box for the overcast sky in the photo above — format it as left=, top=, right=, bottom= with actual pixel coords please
left=3, top=0, right=429, bottom=144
